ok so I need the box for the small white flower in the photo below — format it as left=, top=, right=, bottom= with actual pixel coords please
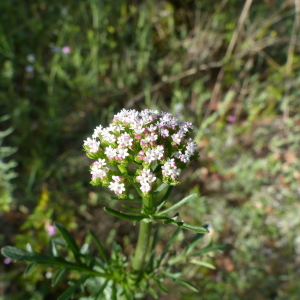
left=84, top=137, right=100, bottom=153
left=105, top=145, right=117, bottom=158
left=92, top=125, right=103, bottom=139
left=117, top=147, right=129, bottom=159
left=160, top=128, right=169, bottom=138
left=108, top=176, right=125, bottom=195
left=148, top=124, right=157, bottom=132
left=186, top=141, right=198, bottom=155
left=118, top=133, right=133, bottom=147
left=171, top=133, right=183, bottom=144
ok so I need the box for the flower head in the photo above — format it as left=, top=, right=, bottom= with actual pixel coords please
left=84, top=109, right=198, bottom=196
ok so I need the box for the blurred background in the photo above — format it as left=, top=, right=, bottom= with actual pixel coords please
left=1, top=0, right=300, bottom=299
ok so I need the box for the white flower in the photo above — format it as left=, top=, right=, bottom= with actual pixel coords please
left=118, top=133, right=133, bottom=147
left=172, top=133, right=183, bottom=144
left=154, top=145, right=164, bottom=160
left=140, top=183, right=152, bottom=193
left=160, top=128, right=169, bottom=138
left=105, top=146, right=117, bottom=158
left=108, top=176, right=125, bottom=195
left=148, top=124, right=157, bottom=132
left=91, top=159, right=109, bottom=179
left=116, top=147, right=129, bottom=159
left=92, top=125, right=103, bottom=139
left=186, top=141, right=198, bottom=155
left=84, top=137, right=100, bottom=153
left=102, top=132, right=116, bottom=143
left=174, top=151, right=190, bottom=163
left=162, top=158, right=181, bottom=178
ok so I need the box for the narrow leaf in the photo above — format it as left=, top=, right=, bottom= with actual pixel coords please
left=158, top=228, right=181, bottom=266
left=121, top=204, right=141, bottom=210
left=25, top=262, right=37, bottom=276
left=104, top=207, right=146, bottom=221
left=52, top=238, right=67, bottom=248
left=189, top=259, right=216, bottom=269
left=57, top=276, right=88, bottom=300
left=52, top=268, right=66, bottom=286
left=80, top=243, right=89, bottom=255
left=91, top=280, right=108, bottom=299
left=88, top=230, right=108, bottom=262
left=191, top=243, right=232, bottom=256
left=50, top=240, right=58, bottom=257
left=54, top=222, right=81, bottom=263
left=120, top=210, right=147, bottom=216
left=177, top=279, right=199, bottom=292
left=154, top=183, right=169, bottom=194
left=179, top=223, right=209, bottom=234
left=110, top=197, right=141, bottom=203
left=1, top=246, right=107, bottom=277
left=185, top=233, right=205, bottom=255
left=157, top=194, right=197, bottom=215
left=153, top=277, right=168, bottom=294
left=148, top=286, right=158, bottom=299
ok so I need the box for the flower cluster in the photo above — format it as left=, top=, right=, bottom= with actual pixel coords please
left=83, top=109, right=198, bottom=196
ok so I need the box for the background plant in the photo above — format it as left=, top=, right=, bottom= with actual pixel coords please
left=1, top=0, right=300, bottom=299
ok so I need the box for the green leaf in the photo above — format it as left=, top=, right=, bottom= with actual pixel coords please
left=52, top=238, right=67, bottom=249
left=25, top=262, right=37, bottom=276
left=1, top=246, right=108, bottom=277
left=88, top=230, right=108, bottom=262
left=50, top=240, right=58, bottom=257
left=161, top=270, right=181, bottom=280
left=154, top=183, right=169, bottom=194
left=185, top=233, right=205, bottom=255
left=179, top=223, right=209, bottom=234
left=120, top=210, right=147, bottom=216
left=158, top=228, right=181, bottom=266
left=157, top=193, right=197, bottom=215
left=91, top=280, right=108, bottom=299
left=153, top=277, right=168, bottom=294
left=104, top=207, right=146, bottom=221
left=80, top=243, right=89, bottom=255
left=191, top=243, right=232, bottom=256
left=148, top=286, right=158, bottom=299
left=52, top=268, right=66, bottom=286
left=121, top=204, right=141, bottom=210
left=57, top=276, right=88, bottom=300
left=155, top=184, right=173, bottom=213
left=54, top=222, right=81, bottom=263
left=177, top=279, right=199, bottom=292
left=189, top=259, right=216, bottom=269
left=110, top=197, right=141, bottom=203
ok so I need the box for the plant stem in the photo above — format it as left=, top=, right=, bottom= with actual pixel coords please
left=128, top=194, right=153, bottom=287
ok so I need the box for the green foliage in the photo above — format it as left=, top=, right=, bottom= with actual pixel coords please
left=1, top=0, right=300, bottom=299
left=2, top=222, right=221, bottom=300
left=0, top=115, right=17, bottom=212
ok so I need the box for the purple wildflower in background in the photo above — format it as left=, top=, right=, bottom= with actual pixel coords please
left=4, top=258, right=12, bottom=265
left=46, top=224, right=56, bottom=236
left=228, top=115, right=236, bottom=123
left=62, top=46, right=71, bottom=54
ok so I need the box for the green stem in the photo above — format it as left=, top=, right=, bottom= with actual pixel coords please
left=128, top=194, right=153, bottom=287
